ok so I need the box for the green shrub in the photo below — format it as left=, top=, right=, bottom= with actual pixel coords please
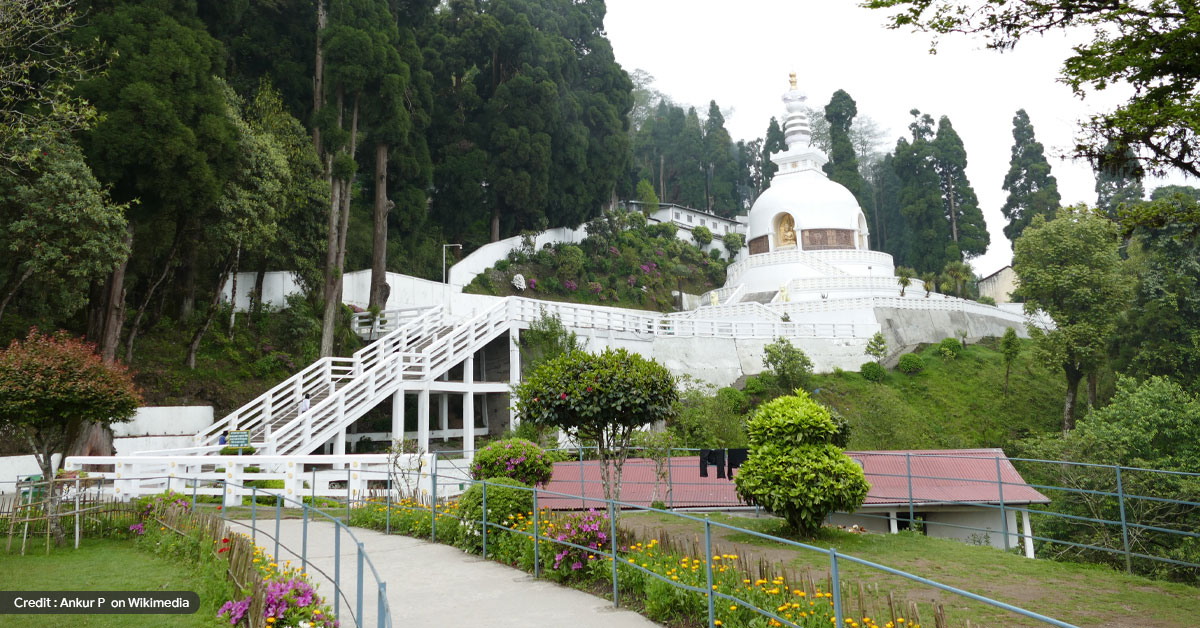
left=860, top=361, right=885, bottom=382
left=691, top=225, right=713, bottom=245
left=471, top=438, right=553, bottom=486
left=897, top=353, right=925, bottom=374
left=218, top=446, right=257, bottom=455
left=733, top=391, right=869, bottom=535
left=762, top=337, right=814, bottom=392
left=456, top=478, right=533, bottom=553
left=938, top=337, right=963, bottom=359
left=977, top=296, right=997, bottom=305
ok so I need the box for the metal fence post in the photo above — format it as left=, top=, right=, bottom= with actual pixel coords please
left=532, top=490, right=540, bottom=578
left=579, top=445, right=586, bottom=510
left=386, top=474, right=392, bottom=536
left=191, top=477, right=197, bottom=510
left=311, top=468, right=317, bottom=517
left=334, top=524, right=341, bottom=621
left=274, top=494, right=281, bottom=561
left=221, top=480, right=227, bottom=520
left=705, top=519, right=715, bottom=628
left=377, top=582, right=386, bottom=628
left=608, top=498, right=619, bottom=607
left=905, top=452, right=914, bottom=528
left=666, top=448, right=674, bottom=510
left=996, top=456, right=1009, bottom=551
left=829, top=548, right=843, bottom=625
left=431, top=452, right=439, bottom=542
left=357, top=541, right=365, bottom=624
left=346, top=467, right=352, bottom=523
left=302, top=504, right=309, bottom=573
left=482, top=481, right=489, bottom=560
left=1116, top=465, right=1132, bottom=573
left=251, top=487, right=257, bottom=542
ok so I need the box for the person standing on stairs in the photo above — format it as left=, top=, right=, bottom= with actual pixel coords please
left=298, top=393, right=311, bottom=414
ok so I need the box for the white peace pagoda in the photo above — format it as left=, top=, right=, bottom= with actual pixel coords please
left=711, top=73, right=891, bottom=303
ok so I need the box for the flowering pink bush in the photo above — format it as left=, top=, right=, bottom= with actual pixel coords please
left=547, top=509, right=611, bottom=581
left=471, top=438, right=553, bottom=486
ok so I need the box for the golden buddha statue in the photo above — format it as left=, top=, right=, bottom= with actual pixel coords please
left=778, top=214, right=797, bottom=246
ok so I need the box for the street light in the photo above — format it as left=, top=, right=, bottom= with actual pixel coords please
left=442, top=243, right=462, bottom=284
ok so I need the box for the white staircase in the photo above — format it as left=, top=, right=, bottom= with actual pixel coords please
left=193, top=305, right=450, bottom=453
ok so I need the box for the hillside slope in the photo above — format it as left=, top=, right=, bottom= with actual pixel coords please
left=811, top=339, right=1066, bottom=451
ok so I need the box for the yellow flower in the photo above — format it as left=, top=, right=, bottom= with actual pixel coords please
left=729, top=605, right=737, bottom=611
left=714, top=622, right=722, bottom=626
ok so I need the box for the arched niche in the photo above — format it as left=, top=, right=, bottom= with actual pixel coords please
left=774, top=213, right=797, bottom=250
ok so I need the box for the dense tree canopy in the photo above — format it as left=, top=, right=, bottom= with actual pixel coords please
left=1014, top=206, right=1129, bottom=432
left=866, top=0, right=1200, bottom=177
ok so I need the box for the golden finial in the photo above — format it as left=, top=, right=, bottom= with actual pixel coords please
left=789, top=72, right=797, bottom=90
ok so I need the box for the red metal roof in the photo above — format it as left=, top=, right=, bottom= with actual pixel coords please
left=538, top=449, right=1048, bottom=510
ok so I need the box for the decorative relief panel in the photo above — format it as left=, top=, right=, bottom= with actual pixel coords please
left=801, top=229, right=855, bottom=250
left=748, top=235, right=770, bottom=255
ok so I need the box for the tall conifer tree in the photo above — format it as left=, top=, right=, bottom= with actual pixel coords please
left=822, top=90, right=870, bottom=211
left=1001, top=109, right=1061, bottom=243
left=932, top=116, right=988, bottom=260
left=761, top=117, right=786, bottom=189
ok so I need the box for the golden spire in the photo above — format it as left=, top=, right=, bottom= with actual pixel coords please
left=789, top=72, right=797, bottom=90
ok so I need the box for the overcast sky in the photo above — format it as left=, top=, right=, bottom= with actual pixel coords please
left=604, top=0, right=1193, bottom=276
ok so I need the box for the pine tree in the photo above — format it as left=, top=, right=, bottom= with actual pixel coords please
left=892, top=110, right=950, bottom=273
left=1001, top=109, right=1061, bottom=243
left=865, top=332, right=889, bottom=364
left=676, top=107, right=706, bottom=208
left=822, top=90, right=870, bottom=211
left=932, top=116, right=989, bottom=260
left=761, top=117, right=786, bottom=189
left=703, top=101, right=738, bottom=216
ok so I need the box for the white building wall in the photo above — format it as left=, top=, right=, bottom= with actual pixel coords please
left=112, top=406, right=214, bottom=437
left=0, top=455, right=62, bottom=487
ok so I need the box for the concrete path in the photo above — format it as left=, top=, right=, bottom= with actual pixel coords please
left=235, top=518, right=656, bottom=628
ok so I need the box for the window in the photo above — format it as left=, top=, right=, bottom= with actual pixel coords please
left=699, top=219, right=705, bottom=227
left=674, top=211, right=680, bottom=219
left=687, top=214, right=693, bottom=223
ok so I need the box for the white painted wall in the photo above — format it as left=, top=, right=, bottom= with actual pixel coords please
left=0, top=455, right=62, bottom=488
left=112, top=406, right=214, bottom=437
left=114, top=436, right=198, bottom=456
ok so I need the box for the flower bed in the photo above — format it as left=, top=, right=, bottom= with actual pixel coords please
left=134, top=492, right=336, bottom=628
left=347, top=494, right=918, bottom=628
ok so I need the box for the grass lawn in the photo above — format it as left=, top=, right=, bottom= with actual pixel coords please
left=0, top=537, right=227, bottom=627
left=621, top=511, right=1200, bottom=628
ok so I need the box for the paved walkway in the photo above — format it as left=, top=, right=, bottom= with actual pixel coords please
left=236, top=518, right=656, bottom=628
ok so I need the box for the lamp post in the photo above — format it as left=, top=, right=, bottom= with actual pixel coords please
left=442, top=243, right=462, bottom=284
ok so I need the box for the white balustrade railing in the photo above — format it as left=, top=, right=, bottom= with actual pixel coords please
left=806, top=249, right=895, bottom=267
left=63, top=454, right=433, bottom=504
left=195, top=307, right=447, bottom=451
left=726, top=249, right=861, bottom=285
left=351, top=305, right=435, bottom=338
left=193, top=356, right=358, bottom=449
left=270, top=300, right=511, bottom=455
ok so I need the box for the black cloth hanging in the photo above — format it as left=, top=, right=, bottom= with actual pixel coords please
left=699, top=449, right=726, bottom=478
left=726, top=448, right=749, bottom=477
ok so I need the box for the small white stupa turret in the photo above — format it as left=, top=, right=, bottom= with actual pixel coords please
left=775, top=72, right=828, bottom=175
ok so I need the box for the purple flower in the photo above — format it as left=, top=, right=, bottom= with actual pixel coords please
left=129, top=523, right=144, bottom=535
left=218, top=596, right=251, bottom=625
left=571, top=561, right=583, bottom=570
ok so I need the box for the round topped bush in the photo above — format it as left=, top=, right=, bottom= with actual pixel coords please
left=734, top=390, right=868, bottom=535
left=938, top=337, right=963, bottom=359
left=898, top=353, right=925, bottom=374
left=471, top=438, right=553, bottom=487
left=455, top=477, right=533, bottom=553
left=860, top=361, right=885, bottom=382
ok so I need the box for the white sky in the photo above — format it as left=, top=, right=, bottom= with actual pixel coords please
left=604, top=0, right=1194, bottom=276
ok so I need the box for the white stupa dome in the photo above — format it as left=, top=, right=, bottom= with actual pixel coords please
left=745, top=74, right=870, bottom=254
